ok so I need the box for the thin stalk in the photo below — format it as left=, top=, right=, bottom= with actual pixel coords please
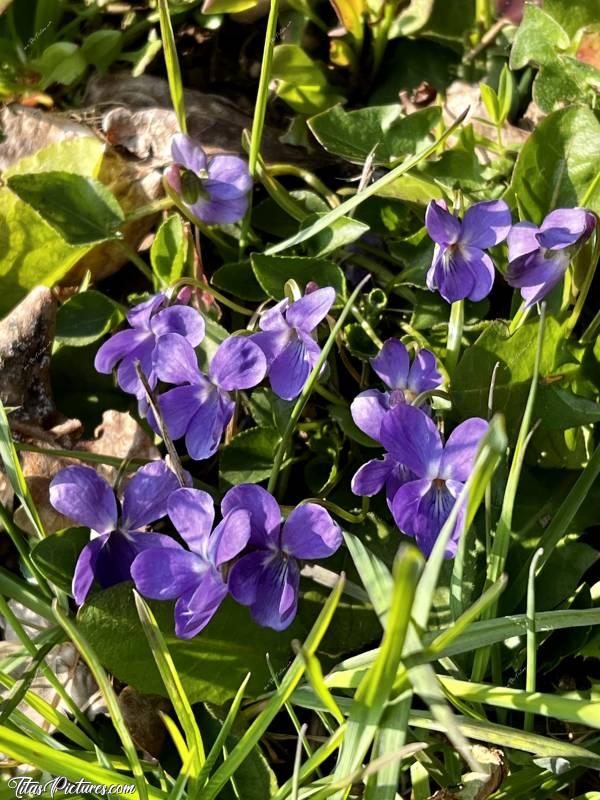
left=351, top=305, right=383, bottom=349
left=116, top=241, right=154, bottom=283
left=313, top=383, right=346, bottom=405
left=446, top=300, right=464, bottom=376
left=0, top=504, right=53, bottom=599
left=267, top=164, right=340, bottom=208
left=240, top=0, right=280, bottom=251
left=525, top=548, right=544, bottom=732
left=267, top=275, right=370, bottom=494
left=124, top=196, right=173, bottom=223
left=14, top=442, right=148, bottom=470
left=171, top=277, right=254, bottom=316
left=158, top=0, right=187, bottom=133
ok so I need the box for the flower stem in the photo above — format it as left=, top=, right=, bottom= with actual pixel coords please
left=524, top=547, right=544, bottom=732
left=14, top=442, right=149, bottom=470
left=267, top=164, right=340, bottom=209
left=171, top=277, right=255, bottom=316
left=351, top=305, right=383, bottom=349
left=124, top=196, right=173, bottom=223
left=116, top=240, right=154, bottom=283
left=446, top=300, right=464, bottom=376
left=267, top=275, right=371, bottom=495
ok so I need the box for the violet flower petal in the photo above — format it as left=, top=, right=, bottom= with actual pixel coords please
left=154, top=334, right=201, bottom=385
left=150, top=305, right=205, bottom=346
left=391, top=479, right=463, bottom=558
left=350, top=389, right=390, bottom=442
left=209, top=336, right=267, bottom=391
left=172, top=133, right=207, bottom=174
left=158, top=384, right=205, bottom=440
left=184, top=390, right=228, bottom=461
left=351, top=456, right=395, bottom=497
left=227, top=550, right=264, bottom=606
left=207, top=154, right=252, bottom=194
left=208, top=509, right=252, bottom=567
left=94, top=329, right=152, bottom=374
left=537, top=208, right=596, bottom=250
left=167, top=487, right=215, bottom=551
left=269, top=337, right=311, bottom=400
left=461, top=247, right=495, bottom=302
left=126, top=293, right=166, bottom=328
left=507, top=222, right=539, bottom=261
left=407, top=349, right=441, bottom=394
left=121, top=461, right=181, bottom=530
left=370, top=338, right=410, bottom=390
left=221, top=483, right=281, bottom=547
left=282, top=503, right=342, bottom=559
left=72, top=534, right=109, bottom=605
left=380, top=403, right=443, bottom=479
left=174, top=571, right=228, bottom=638
left=460, top=199, right=511, bottom=249
left=49, top=466, right=117, bottom=533
left=116, top=338, right=157, bottom=398
left=439, top=418, right=488, bottom=482
left=131, top=543, right=204, bottom=600
left=189, top=194, right=248, bottom=225
left=230, top=553, right=299, bottom=631
left=251, top=329, right=292, bottom=365
left=426, top=200, right=461, bottom=246
left=285, top=287, right=336, bottom=333
left=260, top=300, right=290, bottom=331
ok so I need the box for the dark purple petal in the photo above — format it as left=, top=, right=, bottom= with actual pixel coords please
left=72, top=534, right=109, bottom=605
left=460, top=200, right=511, bottom=249
left=370, top=338, right=410, bottom=390
left=154, top=334, right=201, bottom=386
left=49, top=466, right=117, bottom=533
left=351, top=456, right=395, bottom=497
left=285, top=287, right=336, bottom=333
left=259, top=300, right=290, bottom=332
left=126, top=294, right=166, bottom=329
left=93, top=530, right=139, bottom=588
left=167, top=487, right=215, bottom=551
left=460, top=247, right=495, bottom=302
left=537, top=208, right=596, bottom=250
left=208, top=509, right=252, bottom=566
left=380, top=403, right=442, bottom=479
left=94, top=329, right=152, bottom=374
left=151, top=306, right=205, bottom=346
left=172, top=133, right=207, bottom=174
left=427, top=248, right=475, bottom=303
left=116, top=338, right=157, bottom=398
left=385, top=462, right=415, bottom=509
left=506, top=249, right=568, bottom=306
left=174, top=570, right=228, bottom=638
left=391, top=479, right=463, bottom=558
left=425, top=200, right=461, bottom=246
left=507, top=222, right=539, bottom=261
left=229, top=553, right=299, bottom=631
left=439, top=418, right=488, bottom=482
left=209, top=336, right=267, bottom=391
left=221, top=484, right=281, bottom=547
left=350, top=389, right=390, bottom=442
left=282, top=503, right=342, bottom=559
left=189, top=194, right=248, bottom=225
left=184, top=390, right=229, bottom=460
left=269, top=337, right=311, bottom=401
left=158, top=384, right=205, bottom=440
left=207, top=154, right=252, bottom=195
left=131, top=543, right=203, bottom=600
left=121, top=461, right=181, bottom=530
left=251, top=330, right=292, bottom=365
left=407, top=349, right=441, bottom=395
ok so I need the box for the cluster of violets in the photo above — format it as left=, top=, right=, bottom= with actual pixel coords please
left=47, top=133, right=596, bottom=637
left=425, top=199, right=596, bottom=305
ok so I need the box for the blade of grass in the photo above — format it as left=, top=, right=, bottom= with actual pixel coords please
left=198, top=576, right=345, bottom=800
left=525, top=548, right=544, bottom=732
left=271, top=726, right=346, bottom=800
left=364, top=691, right=413, bottom=800
left=330, top=545, right=424, bottom=799
left=265, top=109, right=468, bottom=255
left=157, top=0, right=186, bottom=133
left=267, top=275, right=371, bottom=494
left=134, top=592, right=205, bottom=786
left=53, top=602, right=149, bottom=800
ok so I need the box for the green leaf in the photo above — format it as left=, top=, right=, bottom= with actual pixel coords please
left=80, top=29, right=123, bottom=71
left=55, top=290, right=123, bottom=347
left=7, top=171, right=124, bottom=245
left=150, top=214, right=186, bottom=289
left=219, top=427, right=282, bottom=488
left=536, top=384, right=600, bottom=429
left=212, top=261, right=267, bottom=302
left=0, top=137, right=106, bottom=315
left=202, top=0, right=258, bottom=12
left=271, top=44, right=345, bottom=115
left=31, top=527, right=89, bottom=594
left=77, top=583, right=312, bottom=705
left=308, top=105, right=441, bottom=166
left=251, top=254, right=346, bottom=300
left=451, top=318, right=564, bottom=440
left=302, top=214, right=369, bottom=258
left=480, top=82, right=500, bottom=126
left=35, top=42, right=87, bottom=88
left=544, top=0, right=600, bottom=36
left=510, top=5, right=570, bottom=70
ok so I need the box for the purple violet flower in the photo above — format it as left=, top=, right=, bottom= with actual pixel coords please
left=252, top=287, right=336, bottom=401
left=425, top=199, right=512, bottom=303
left=49, top=462, right=182, bottom=604
left=131, top=488, right=251, bottom=638
left=506, top=208, right=596, bottom=306
left=224, top=485, right=342, bottom=630
left=152, top=334, right=267, bottom=460
left=379, top=404, right=488, bottom=557
left=94, top=293, right=205, bottom=405
left=350, top=339, right=442, bottom=508
left=167, top=134, right=252, bottom=225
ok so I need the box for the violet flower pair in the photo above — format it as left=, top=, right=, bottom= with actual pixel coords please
left=425, top=200, right=596, bottom=306
left=50, top=466, right=342, bottom=635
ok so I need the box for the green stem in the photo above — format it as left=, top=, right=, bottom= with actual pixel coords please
left=240, top=0, right=280, bottom=252
left=171, top=277, right=255, bottom=316
left=0, top=503, right=53, bottom=599
left=124, top=196, right=173, bottom=223
left=446, top=300, right=464, bottom=376
left=351, top=305, right=383, bottom=349
left=116, top=241, right=154, bottom=283
left=267, top=276, right=370, bottom=494
left=508, top=301, right=531, bottom=334
left=313, top=383, right=346, bottom=405
left=267, top=164, right=340, bottom=209
left=14, top=442, right=149, bottom=470
left=524, top=548, right=544, bottom=733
